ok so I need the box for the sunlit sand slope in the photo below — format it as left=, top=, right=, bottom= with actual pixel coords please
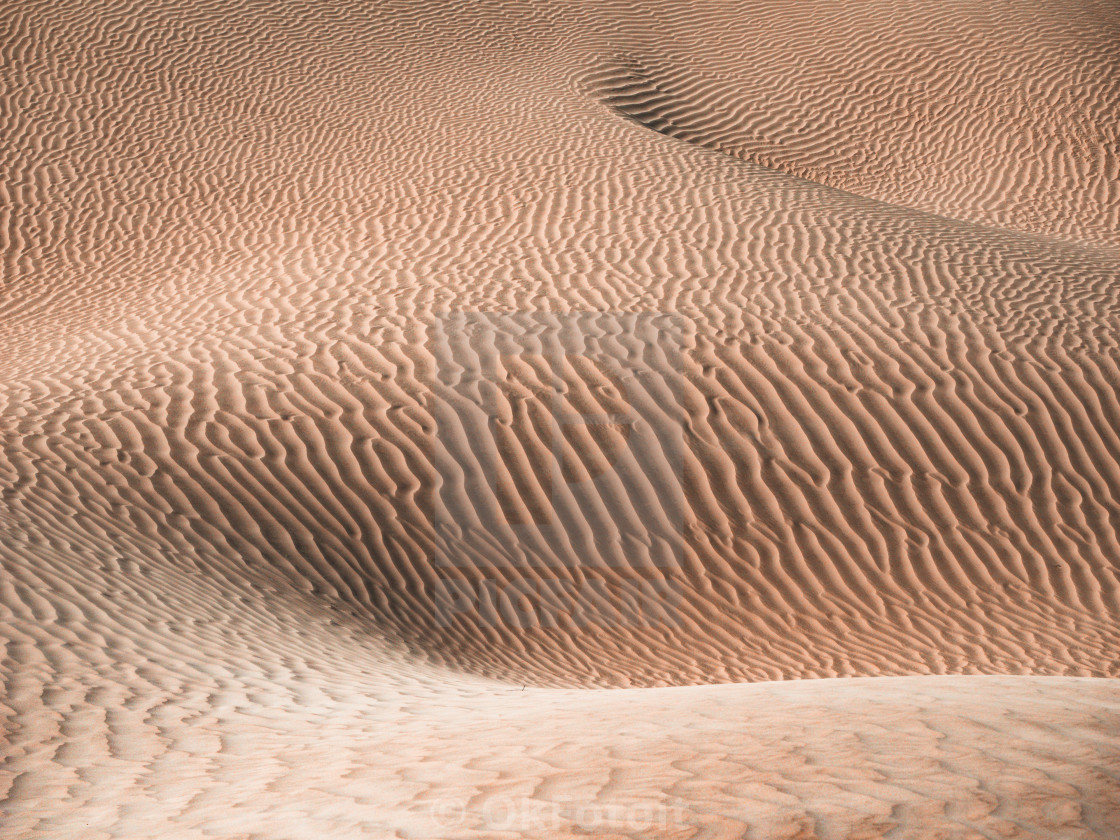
left=3, top=0, right=1120, bottom=684
left=3, top=547, right=1118, bottom=837
left=2, top=0, right=1120, bottom=835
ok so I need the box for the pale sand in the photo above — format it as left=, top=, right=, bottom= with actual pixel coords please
left=2, top=0, right=1120, bottom=836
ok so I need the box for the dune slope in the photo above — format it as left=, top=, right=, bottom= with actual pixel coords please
left=2, top=0, right=1120, bottom=836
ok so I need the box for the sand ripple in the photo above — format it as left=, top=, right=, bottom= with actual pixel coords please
left=2, top=0, right=1119, bottom=835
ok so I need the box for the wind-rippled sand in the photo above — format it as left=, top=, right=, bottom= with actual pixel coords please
left=2, top=0, right=1119, bottom=836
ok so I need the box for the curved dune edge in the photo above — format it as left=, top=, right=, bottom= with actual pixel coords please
left=3, top=0, right=1120, bottom=835
left=2, top=550, right=1119, bottom=839
left=582, top=0, right=1120, bottom=250
left=2, top=0, right=1119, bottom=684
left=587, top=55, right=1118, bottom=247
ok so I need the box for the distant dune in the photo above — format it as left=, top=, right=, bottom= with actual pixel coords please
left=2, top=0, right=1119, bottom=836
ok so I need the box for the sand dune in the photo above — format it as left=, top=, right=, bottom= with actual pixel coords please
left=2, top=0, right=1119, bottom=836
left=4, top=536, right=1120, bottom=837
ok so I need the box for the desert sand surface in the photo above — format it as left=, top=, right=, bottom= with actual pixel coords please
left=2, top=0, right=1120, bottom=836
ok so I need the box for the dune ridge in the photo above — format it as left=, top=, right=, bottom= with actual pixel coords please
left=3, top=0, right=1120, bottom=836
left=4, top=527, right=1120, bottom=837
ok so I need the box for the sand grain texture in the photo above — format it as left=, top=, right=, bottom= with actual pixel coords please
left=2, top=0, right=1120, bottom=836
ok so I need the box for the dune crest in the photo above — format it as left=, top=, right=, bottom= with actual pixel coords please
left=3, top=0, right=1120, bottom=836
